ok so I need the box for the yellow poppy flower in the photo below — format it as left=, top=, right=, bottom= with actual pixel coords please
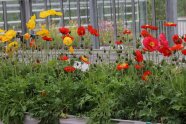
left=0, top=29, right=5, bottom=33
left=69, top=46, right=74, bottom=54
left=36, top=25, right=49, bottom=37
left=1, top=30, right=16, bottom=42
left=40, top=9, right=62, bottom=18
left=26, top=15, right=36, bottom=30
left=6, top=41, right=19, bottom=55
left=63, top=36, right=73, bottom=46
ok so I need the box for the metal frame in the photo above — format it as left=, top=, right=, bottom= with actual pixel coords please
left=2, top=1, right=8, bottom=30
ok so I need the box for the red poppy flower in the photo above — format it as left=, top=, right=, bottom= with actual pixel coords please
left=64, top=66, right=76, bottom=73
left=149, top=25, right=158, bottom=30
left=89, top=28, right=99, bottom=37
left=158, top=33, right=169, bottom=47
left=142, top=70, right=152, bottom=81
left=42, top=36, right=53, bottom=41
left=181, top=49, right=186, bottom=55
left=77, top=26, right=86, bottom=37
left=80, top=56, right=90, bottom=64
left=141, top=30, right=152, bottom=37
left=135, top=64, right=143, bottom=70
left=59, top=27, right=70, bottom=35
left=164, top=22, right=177, bottom=27
left=170, top=44, right=184, bottom=51
left=183, top=34, right=186, bottom=42
left=87, top=25, right=93, bottom=32
left=59, top=55, right=69, bottom=61
left=116, top=63, right=129, bottom=71
left=143, top=36, right=159, bottom=52
left=123, top=29, right=131, bottom=35
left=172, top=34, right=182, bottom=44
left=134, top=50, right=143, bottom=63
left=115, top=40, right=123, bottom=45
left=158, top=46, right=172, bottom=57
left=141, top=24, right=152, bottom=29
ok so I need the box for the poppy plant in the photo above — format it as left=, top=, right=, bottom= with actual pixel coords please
left=164, top=22, right=177, bottom=27
left=59, top=27, right=70, bottom=35
left=42, top=36, right=53, bottom=41
left=123, top=29, right=131, bottom=35
left=143, top=36, right=159, bottom=52
left=77, top=26, right=86, bottom=37
left=134, top=50, right=143, bottom=63
left=116, top=63, right=129, bottom=71
left=64, top=66, right=76, bottom=73
left=172, top=34, right=182, bottom=44
left=80, top=56, right=90, bottom=64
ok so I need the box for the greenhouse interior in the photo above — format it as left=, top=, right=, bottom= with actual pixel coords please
left=0, top=0, right=186, bottom=124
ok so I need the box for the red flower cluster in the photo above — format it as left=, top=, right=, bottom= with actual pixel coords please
left=77, top=26, right=86, bottom=37
left=142, top=70, right=152, bottom=81
left=87, top=25, right=99, bottom=37
left=64, top=66, right=76, bottom=73
left=59, top=27, right=70, bottom=35
left=134, top=50, right=143, bottom=63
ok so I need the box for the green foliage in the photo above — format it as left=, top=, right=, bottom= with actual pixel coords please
left=0, top=59, right=185, bottom=124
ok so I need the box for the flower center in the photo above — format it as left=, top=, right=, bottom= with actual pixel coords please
left=149, top=41, right=155, bottom=47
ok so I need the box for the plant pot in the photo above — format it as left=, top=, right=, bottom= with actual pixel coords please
left=24, top=113, right=40, bottom=124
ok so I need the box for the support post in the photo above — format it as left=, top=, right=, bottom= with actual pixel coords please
left=151, top=0, right=157, bottom=37
left=2, top=1, right=8, bottom=30
left=166, top=0, right=178, bottom=45
left=131, top=0, right=136, bottom=48
left=90, top=0, right=99, bottom=49
left=77, top=0, right=81, bottom=26
left=44, top=0, right=50, bottom=29
left=20, top=0, right=32, bottom=34
left=59, top=0, right=65, bottom=26
left=112, top=0, right=117, bottom=42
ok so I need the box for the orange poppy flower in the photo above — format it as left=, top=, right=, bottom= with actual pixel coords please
left=24, top=33, right=30, bottom=40
left=59, top=27, right=70, bottom=35
left=141, top=24, right=152, bottom=29
left=116, top=63, right=129, bottom=71
left=80, top=56, right=90, bottom=64
left=164, top=22, right=177, bottom=27
left=140, top=30, right=152, bottom=37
